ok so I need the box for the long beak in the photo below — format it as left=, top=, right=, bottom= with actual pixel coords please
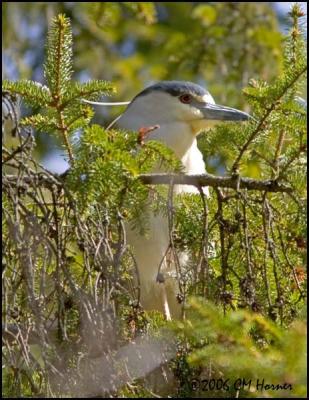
left=198, top=103, right=250, bottom=121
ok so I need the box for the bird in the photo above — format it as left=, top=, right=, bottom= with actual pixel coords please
left=86, top=80, right=250, bottom=319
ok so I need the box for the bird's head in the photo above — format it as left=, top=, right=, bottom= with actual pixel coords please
left=119, top=80, right=250, bottom=135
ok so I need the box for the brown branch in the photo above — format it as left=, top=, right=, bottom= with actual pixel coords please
left=139, top=173, right=292, bottom=193
left=272, top=129, right=286, bottom=176
left=3, top=172, right=293, bottom=193
left=58, top=110, right=74, bottom=165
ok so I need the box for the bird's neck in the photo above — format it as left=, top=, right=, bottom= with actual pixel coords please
left=147, top=123, right=192, bottom=158
left=149, top=123, right=207, bottom=195
left=147, top=123, right=206, bottom=174
left=117, top=115, right=206, bottom=192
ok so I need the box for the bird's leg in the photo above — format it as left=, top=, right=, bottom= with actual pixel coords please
left=162, top=285, right=172, bottom=321
left=157, top=264, right=172, bottom=321
left=137, top=124, right=160, bottom=146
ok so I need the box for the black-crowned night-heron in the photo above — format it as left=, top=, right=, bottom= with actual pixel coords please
left=88, top=80, right=250, bottom=319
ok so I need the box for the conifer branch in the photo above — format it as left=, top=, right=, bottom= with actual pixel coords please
left=232, top=64, right=307, bottom=173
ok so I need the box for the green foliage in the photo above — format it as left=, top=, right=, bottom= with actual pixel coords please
left=3, top=2, right=301, bottom=169
left=162, top=3, right=283, bottom=107
left=2, top=3, right=286, bottom=109
left=3, top=14, right=114, bottom=163
left=2, top=3, right=307, bottom=399
left=198, top=4, right=306, bottom=178
left=67, top=124, right=181, bottom=220
left=1, top=80, right=52, bottom=108
left=44, top=14, right=73, bottom=96
left=172, top=188, right=306, bottom=324
left=122, top=2, right=157, bottom=24
left=173, top=194, right=205, bottom=252
left=172, top=297, right=307, bottom=398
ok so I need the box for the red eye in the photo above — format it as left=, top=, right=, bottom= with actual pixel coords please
left=179, top=94, right=192, bottom=104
